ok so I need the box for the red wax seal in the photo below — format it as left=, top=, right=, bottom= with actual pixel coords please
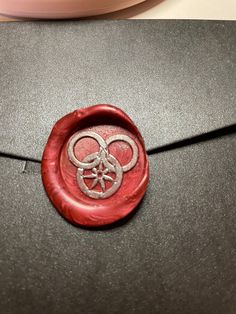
left=42, top=104, right=149, bottom=227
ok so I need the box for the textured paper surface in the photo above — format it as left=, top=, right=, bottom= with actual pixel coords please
left=0, top=21, right=235, bottom=160
left=0, top=134, right=235, bottom=313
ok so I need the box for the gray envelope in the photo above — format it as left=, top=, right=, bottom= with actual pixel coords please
left=0, top=21, right=236, bottom=160
left=0, top=135, right=235, bottom=314
left=0, top=20, right=236, bottom=314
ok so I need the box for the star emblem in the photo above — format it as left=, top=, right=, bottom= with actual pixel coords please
left=82, top=162, right=114, bottom=192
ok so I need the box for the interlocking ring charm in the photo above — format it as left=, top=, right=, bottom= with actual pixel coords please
left=67, top=131, right=139, bottom=199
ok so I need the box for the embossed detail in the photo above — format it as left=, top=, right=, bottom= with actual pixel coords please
left=67, top=131, right=138, bottom=199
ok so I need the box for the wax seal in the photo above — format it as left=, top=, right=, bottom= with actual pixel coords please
left=42, top=104, right=149, bottom=227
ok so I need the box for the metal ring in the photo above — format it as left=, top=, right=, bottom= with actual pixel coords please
left=67, top=131, right=107, bottom=169
left=77, top=152, right=123, bottom=199
left=106, top=134, right=138, bottom=172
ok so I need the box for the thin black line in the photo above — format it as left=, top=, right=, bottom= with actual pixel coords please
left=147, top=124, right=236, bottom=155
left=0, top=152, right=41, bottom=163
left=0, top=124, right=235, bottom=162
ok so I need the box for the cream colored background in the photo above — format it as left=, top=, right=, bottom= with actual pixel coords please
left=0, top=0, right=236, bottom=21
left=109, top=0, right=236, bottom=20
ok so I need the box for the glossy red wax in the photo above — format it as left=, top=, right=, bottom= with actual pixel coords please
left=41, top=104, right=149, bottom=227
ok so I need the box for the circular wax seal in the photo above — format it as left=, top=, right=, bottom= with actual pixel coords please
left=41, top=104, right=149, bottom=227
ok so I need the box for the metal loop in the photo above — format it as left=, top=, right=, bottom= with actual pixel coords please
left=67, top=131, right=107, bottom=169
left=106, top=134, right=138, bottom=172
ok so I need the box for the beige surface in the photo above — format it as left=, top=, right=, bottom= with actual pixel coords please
left=0, top=0, right=236, bottom=21
left=107, top=0, right=236, bottom=19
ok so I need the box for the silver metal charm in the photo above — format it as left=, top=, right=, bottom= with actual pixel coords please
left=67, top=131, right=139, bottom=199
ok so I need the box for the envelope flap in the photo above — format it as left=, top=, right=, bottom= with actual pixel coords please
left=0, top=21, right=235, bottom=160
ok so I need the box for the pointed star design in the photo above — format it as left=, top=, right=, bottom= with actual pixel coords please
left=82, top=162, right=114, bottom=192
